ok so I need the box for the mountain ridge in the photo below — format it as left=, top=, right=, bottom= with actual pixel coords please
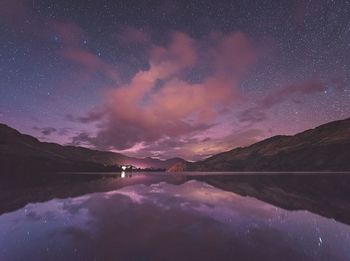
left=0, top=123, right=186, bottom=174
left=168, top=117, right=350, bottom=172
left=1, top=117, right=350, bottom=174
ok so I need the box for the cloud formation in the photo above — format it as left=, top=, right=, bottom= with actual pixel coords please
left=117, top=26, right=150, bottom=45
left=125, top=128, right=264, bottom=161
left=238, top=80, right=325, bottom=124
left=71, top=31, right=256, bottom=155
left=0, top=0, right=30, bottom=24
left=1, top=5, right=120, bottom=91
left=33, top=126, right=57, bottom=136
left=0, top=1, right=260, bottom=159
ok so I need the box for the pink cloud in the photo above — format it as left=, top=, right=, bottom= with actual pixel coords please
left=149, top=32, right=198, bottom=75
left=117, top=27, right=150, bottom=44
left=51, top=22, right=104, bottom=71
left=261, top=80, right=324, bottom=109
left=62, top=48, right=106, bottom=71
left=1, top=3, right=119, bottom=90
left=71, top=31, right=256, bottom=155
left=0, top=2, right=263, bottom=159
left=124, top=128, right=264, bottom=161
left=52, top=21, right=84, bottom=46
left=51, top=22, right=120, bottom=89
left=212, top=32, right=256, bottom=76
left=150, top=76, right=233, bottom=122
left=238, top=80, right=325, bottom=124
left=0, top=0, right=30, bottom=21
left=57, top=47, right=120, bottom=90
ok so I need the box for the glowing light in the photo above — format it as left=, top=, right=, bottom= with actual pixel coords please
left=318, top=237, right=323, bottom=246
left=122, top=166, right=127, bottom=170
left=121, top=171, right=126, bottom=178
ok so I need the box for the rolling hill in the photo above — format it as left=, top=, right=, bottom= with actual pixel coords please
left=169, top=117, right=350, bottom=172
left=0, top=123, right=186, bottom=174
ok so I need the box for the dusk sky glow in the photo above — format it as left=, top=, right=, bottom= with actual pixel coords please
left=1, top=0, right=349, bottom=160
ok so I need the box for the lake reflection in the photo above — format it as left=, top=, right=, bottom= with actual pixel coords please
left=1, top=180, right=350, bottom=261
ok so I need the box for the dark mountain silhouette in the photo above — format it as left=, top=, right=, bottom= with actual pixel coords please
left=0, top=123, right=186, bottom=174
left=169, top=117, right=350, bottom=172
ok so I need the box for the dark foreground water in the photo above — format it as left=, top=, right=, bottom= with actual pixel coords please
left=1, top=172, right=350, bottom=260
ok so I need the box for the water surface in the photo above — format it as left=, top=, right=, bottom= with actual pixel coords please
left=1, top=172, right=350, bottom=260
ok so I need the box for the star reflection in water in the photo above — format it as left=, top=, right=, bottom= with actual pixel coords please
left=0, top=180, right=349, bottom=261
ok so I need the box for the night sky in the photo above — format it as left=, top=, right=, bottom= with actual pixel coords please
left=1, top=0, right=349, bottom=160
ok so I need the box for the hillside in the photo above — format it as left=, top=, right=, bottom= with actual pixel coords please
left=0, top=123, right=186, bottom=174
left=169, top=118, right=350, bottom=172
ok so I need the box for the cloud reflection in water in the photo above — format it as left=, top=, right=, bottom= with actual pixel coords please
left=0, top=181, right=350, bottom=261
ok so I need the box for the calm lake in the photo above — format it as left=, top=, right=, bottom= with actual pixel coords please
left=1, top=172, right=350, bottom=260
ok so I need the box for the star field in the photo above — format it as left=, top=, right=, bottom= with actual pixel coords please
left=0, top=0, right=349, bottom=160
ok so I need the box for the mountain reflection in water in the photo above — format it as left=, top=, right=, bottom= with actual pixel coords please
left=0, top=174, right=350, bottom=261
